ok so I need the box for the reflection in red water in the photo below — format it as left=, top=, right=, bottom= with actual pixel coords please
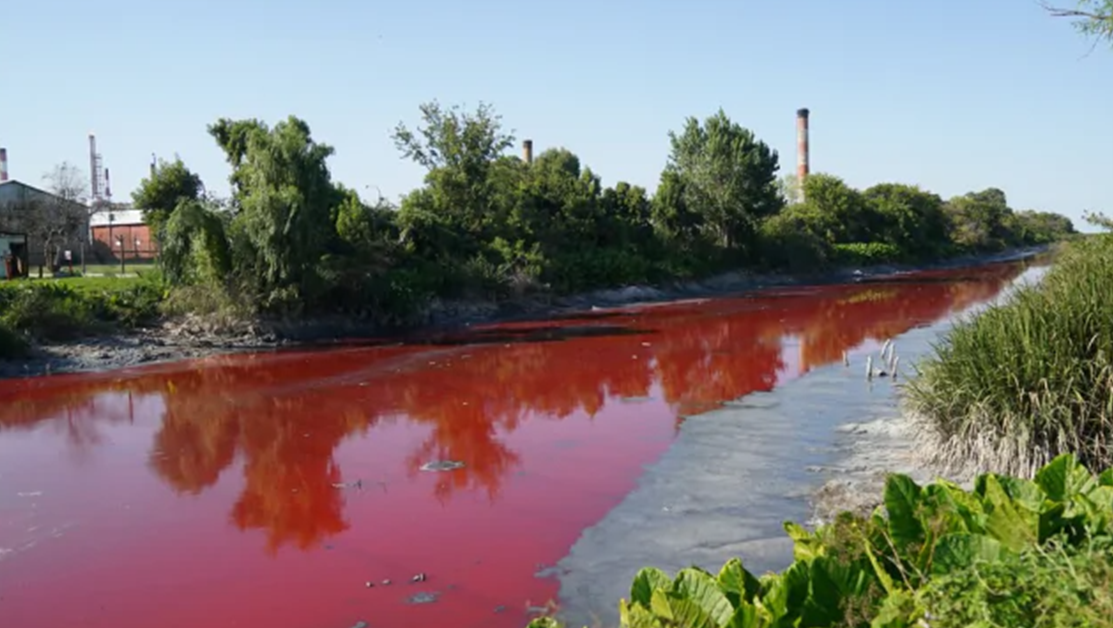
left=0, top=262, right=1027, bottom=628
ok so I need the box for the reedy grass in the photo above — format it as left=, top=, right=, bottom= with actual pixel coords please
left=904, top=234, right=1113, bottom=477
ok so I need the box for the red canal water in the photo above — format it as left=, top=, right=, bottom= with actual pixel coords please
left=0, top=262, right=1027, bottom=628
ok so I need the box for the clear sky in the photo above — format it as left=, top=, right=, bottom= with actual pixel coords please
left=2, top=0, right=1110, bottom=229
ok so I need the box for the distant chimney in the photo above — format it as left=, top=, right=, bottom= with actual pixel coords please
left=89, top=134, right=99, bottom=199
left=150, top=153, right=157, bottom=178
left=522, top=139, right=533, bottom=165
left=796, top=108, right=810, bottom=186
left=0, top=148, right=7, bottom=182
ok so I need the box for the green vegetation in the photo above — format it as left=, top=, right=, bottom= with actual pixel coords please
left=115, top=104, right=1074, bottom=326
left=527, top=454, right=1113, bottom=628
left=905, top=229, right=1113, bottom=478
left=0, top=104, right=1076, bottom=356
left=0, top=274, right=165, bottom=355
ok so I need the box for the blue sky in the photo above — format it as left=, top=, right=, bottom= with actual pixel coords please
left=2, top=0, right=1110, bottom=229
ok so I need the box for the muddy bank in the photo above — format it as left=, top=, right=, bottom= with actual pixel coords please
left=809, top=263, right=1049, bottom=523
left=0, top=246, right=1049, bottom=380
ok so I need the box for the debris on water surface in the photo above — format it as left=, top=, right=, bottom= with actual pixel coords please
left=381, top=579, right=391, bottom=585
left=419, top=460, right=465, bottom=472
left=365, top=581, right=374, bottom=588
left=406, top=591, right=440, bottom=605
left=494, top=605, right=507, bottom=614
left=351, top=622, right=370, bottom=628
left=411, top=573, right=426, bottom=583
left=331, top=479, right=364, bottom=490
left=16, top=492, right=43, bottom=498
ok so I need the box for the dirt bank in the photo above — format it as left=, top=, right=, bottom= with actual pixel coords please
left=0, top=246, right=1049, bottom=380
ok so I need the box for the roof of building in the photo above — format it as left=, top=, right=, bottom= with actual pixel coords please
left=90, top=207, right=146, bottom=227
left=0, top=179, right=88, bottom=205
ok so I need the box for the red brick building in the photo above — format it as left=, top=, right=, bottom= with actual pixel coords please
left=89, top=206, right=157, bottom=261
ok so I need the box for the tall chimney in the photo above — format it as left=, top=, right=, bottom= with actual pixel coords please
left=150, top=153, right=157, bottom=178
left=0, top=148, right=8, bottom=182
left=522, top=139, right=533, bottom=164
left=104, top=168, right=112, bottom=201
left=89, top=134, right=99, bottom=199
left=796, top=108, right=810, bottom=187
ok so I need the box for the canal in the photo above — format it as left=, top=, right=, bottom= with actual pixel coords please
left=0, top=260, right=1036, bottom=628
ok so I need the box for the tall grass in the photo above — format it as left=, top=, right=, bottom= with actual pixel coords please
left=904, top=233, right=1113, bottom=477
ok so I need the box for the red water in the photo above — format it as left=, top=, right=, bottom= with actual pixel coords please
left=0, top=263, right=1026, bottom=628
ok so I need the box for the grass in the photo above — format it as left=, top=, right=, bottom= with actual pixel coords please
left=904, top=232, right=1113, bottom=477
left=0, top=272, right=167, bottom=351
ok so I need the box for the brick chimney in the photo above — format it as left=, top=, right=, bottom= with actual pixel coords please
left=522, top=139, right=533, bottom=165
left=796, top=108, right=810, bottom=184
left=0, top=148, right=8, bottom=182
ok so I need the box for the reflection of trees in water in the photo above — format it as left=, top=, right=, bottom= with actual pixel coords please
left=0, top=263, right=1025, bottom=552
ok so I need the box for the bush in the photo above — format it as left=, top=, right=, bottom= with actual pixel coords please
left=0, top=322, right=29, bottom=359
left=904, top=233, right=1113, bottom=477
left=526, top=454, right=1113, bottom=628
left=832, top=242, right=903, bottom=266
left=0, top=275, right=168, bottom=342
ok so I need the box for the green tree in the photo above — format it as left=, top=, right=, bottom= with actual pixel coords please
left=392, top=101, right=516, bottom=252
left=131, top=159, right=204, bottom=242
left=208, top=116, right=341, bottom=310
left=863, top=183, right=949, bottom=260
left=662, top=109, right=783, bottom=254
left=801, top=173, right=878, bottom=243
left=1043, top=1, right=1113, bottom=44
left=943, top=188, right=1012, bottom=252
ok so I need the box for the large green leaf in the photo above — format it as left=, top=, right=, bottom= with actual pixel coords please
left=930, top=533, right=1005, bottom=575
left=801, top=556, right=872, bottom=626
left=717, top=558, right=761, bottom=608
left=759, top=562, right=810, bottom=625
left=649, top=588, right=719, bottom=628
left=869, top=590, right=923, bottom=628
left=672, top=568, right=736, bottom=627
left=784, top=522, right=825, bottom=562
left=630, top=567, right=673, bottom=607
left=1099, top=468, right=1113, bottom=487
left=1034, top=453, right=1096, bottom=504
left=883, top=474, right=925, bottom=548
left=979, top=475, right=1038, bottom=551
left=620, top=599, right=667, bottom=628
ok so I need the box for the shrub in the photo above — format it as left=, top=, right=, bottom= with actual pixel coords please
left=904, top=234, right=1113, bottom=477
left=832, top=242, right=903, bottom=266
left=0, top=322, right=29, bottom=359
left=526, top=454, right=1113, bottom=628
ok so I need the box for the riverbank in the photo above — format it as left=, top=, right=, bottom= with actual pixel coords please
left=809, top=257, right=1052, bottom=523
left=0, top=246, right=1050, bottom=380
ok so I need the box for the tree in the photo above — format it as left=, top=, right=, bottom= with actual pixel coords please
left=24, top=163, right=90, bottom=272
left=777, top=173, right=803, bottom=205
left=663, top=109, right=783, bottom=253
left=132, top=159, right=204, bottom=242
left=1043, top=1, right=1113, bottom=46
left=391, top=102, right=518, bottom=274
left=862, top=183, right=949, bottom=259
left=209, top=115, right=342, bottom=309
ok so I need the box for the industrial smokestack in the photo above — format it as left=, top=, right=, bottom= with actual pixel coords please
left=522, top=139, right=533, bottom=165
left=104, top=168, right=112, bottom=200
left=150, top=153, right=157, bottom=178
left=796, top=108, right=810, bottom=187
left=89, top=134, right=99, bottom=200
left=0, top=148, right=8, bottom=182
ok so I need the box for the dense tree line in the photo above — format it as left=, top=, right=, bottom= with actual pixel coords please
left=132, top=103, right=1075, bottom=323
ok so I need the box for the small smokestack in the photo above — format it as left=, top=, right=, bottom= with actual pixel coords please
left=796, top=108, right=810, bottom=188
left=0, top=148, right=8, bottom=182
left=150, top=153, right=157, bottom=178
left=522, top=139, right=533, bottom=164
left=104, top=168, right=112, bottom=200
left=89, top=134, right=99, bottom=199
